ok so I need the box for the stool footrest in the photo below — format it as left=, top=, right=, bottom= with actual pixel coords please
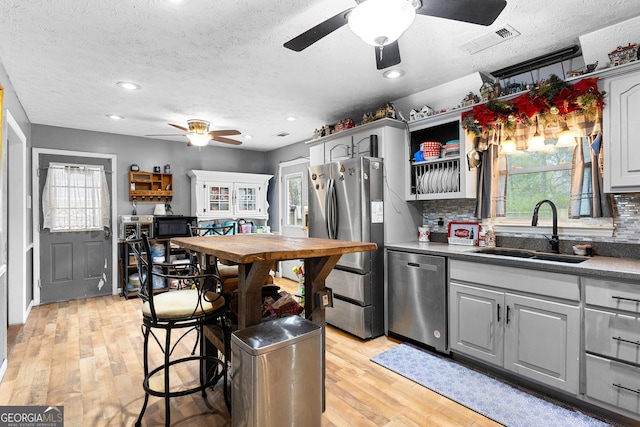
left=143, top=355, right=224, bottom=398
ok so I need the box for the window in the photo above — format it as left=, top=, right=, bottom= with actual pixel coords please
left=285, top=173, right=303, bottom=227
left=497, top=137, right=574, bottom=219
left=42, top=163, right=110, bottom=232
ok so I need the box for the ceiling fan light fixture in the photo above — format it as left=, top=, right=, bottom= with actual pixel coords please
left=186, top=119, right=211, bottom=146
left=348, top=0, right=417, bottom=47
left=383, top=69, right=404, bottom=79
left=187, top=133, right=211, bottom=146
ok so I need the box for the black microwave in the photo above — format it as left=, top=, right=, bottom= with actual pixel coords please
left=153, top=216, right=197, bottom=239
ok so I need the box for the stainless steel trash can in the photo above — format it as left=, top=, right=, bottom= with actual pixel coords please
left=231, top=316, right=322, bottom=427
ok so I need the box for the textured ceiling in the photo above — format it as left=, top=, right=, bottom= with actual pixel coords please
left=0, top=0, right=639, bottom=151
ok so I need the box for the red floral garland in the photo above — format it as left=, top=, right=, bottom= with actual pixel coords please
left=461, top=77, right=605, bottom=136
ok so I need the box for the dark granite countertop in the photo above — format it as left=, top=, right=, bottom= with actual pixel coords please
left=385, top=241, right=640, bottom=282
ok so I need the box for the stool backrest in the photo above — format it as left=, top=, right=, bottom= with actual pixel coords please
left=128, top=235, right=158, bottom=316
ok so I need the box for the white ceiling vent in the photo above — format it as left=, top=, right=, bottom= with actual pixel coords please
left=459, top=25, right=520, bottom=54
left=275, top=131, right=290, bottom=137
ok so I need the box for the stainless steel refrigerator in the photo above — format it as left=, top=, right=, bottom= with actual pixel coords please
left=308, top=157, right=384, bottom=339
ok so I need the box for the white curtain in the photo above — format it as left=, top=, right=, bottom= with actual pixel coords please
left=42, top=163, right=110, bottom=231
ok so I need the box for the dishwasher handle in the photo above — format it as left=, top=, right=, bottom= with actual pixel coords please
left=405, top=262, right=438, bottom=271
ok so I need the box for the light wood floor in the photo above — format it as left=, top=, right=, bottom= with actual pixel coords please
left=0, top=279, right=500, bottom=427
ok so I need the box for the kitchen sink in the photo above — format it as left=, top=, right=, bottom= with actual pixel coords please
left=473, top=247, right=535, bottom=258
left=472, top=247, right=589, bottom=264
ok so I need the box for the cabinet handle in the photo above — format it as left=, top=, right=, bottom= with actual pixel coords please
left=506, top=305, right=511, bottom=324
left=611, top=295, right=640, bottom=303
left=497, top=304, right=501, bottom=323
left=407, top=262, right=420, bottom=268
left=612, top=336, right=640, bottom=346
left=612, top=383, right=640, bottom=395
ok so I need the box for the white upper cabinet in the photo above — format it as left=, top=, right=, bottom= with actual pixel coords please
left=188, top=170, right=273, bottom=220
left=306, top=118, right=405, bottom=166
left=602, top=62, right=640, bottom=192
left=405, top=110, right=476, bottom=200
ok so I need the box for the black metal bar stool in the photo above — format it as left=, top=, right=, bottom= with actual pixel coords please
left=130, top=234, right=227, bottom=427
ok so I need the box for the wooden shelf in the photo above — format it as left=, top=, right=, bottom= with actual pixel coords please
left=129, top=171, right=173, bottom=201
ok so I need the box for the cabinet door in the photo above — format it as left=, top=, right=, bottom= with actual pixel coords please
left=234, top=183, right=261, bottom=216
left=204, top=182, right=233, bottom=217
left=449, top=282, right=504, bottom=366
left=504, top=293, right=579, bottom=394
left=604, top=71, right=640, bottom=192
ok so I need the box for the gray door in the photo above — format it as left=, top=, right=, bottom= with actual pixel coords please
left=279, top=161, right=308, bottom=281
left=38, top=154, right=112, bottom=303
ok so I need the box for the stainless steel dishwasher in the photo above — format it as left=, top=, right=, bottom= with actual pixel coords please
left=385, top=249, right=447, bottom=353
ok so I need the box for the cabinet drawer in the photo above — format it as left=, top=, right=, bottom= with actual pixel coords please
left=585, top=353, right=640, bottom=414
left=584, top=278, right=640, bottom=314
left=450, top=260, right=579, bottom=301
left=585, top=308, right=640, bottom=365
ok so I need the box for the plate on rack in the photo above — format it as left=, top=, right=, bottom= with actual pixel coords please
left=421, top=170, right=429, bottom=194
left=434, top=168, right=443, bottom=193
left=423, top=170, right=430, bottom=193
left=443, top=167, right=451, bottom=192
left=451, top=166, right=458, bottom=191
left=429, top=169, right=438, bottom=193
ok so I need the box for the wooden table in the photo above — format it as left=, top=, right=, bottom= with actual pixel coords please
left=171, top=233, right=377, bottom=329
left=172, top=234, right=377, bottom=412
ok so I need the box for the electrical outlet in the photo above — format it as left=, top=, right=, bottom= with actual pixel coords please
left=315, top=288, right=333, bottom=308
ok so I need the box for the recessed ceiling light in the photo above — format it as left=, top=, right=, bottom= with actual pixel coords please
left=107, top=114, right=124, bottom=120
left=383, top=69, right=405, bottom=79
left=286, top=116, right=296, bottom=121
left=244, top=135, right=253, bottom=139
left=116, top=81, right=141, bottom=90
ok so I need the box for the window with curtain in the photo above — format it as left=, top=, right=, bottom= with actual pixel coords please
left=463, top=75, right=612, bottom=231
left=42, top=163, right=110, bottom=232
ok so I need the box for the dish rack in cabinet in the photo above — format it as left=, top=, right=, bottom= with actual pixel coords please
left=413, top=158, right=461, bottom=196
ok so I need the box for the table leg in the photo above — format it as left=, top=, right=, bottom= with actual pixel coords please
left=237, top=261, right=273, bottom=329
left=304, top=254, right=342, bottom=413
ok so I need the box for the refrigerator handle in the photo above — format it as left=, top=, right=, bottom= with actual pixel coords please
left=326, top=178, right=338, bottom=239
left=331, top=178, right=338, bottom=239
left=326, top=178, right=334, bottom=239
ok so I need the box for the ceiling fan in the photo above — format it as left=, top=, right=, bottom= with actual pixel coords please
left=284, top=0, right=508, bottom=70
left=146, top=119, right=242, bottom=146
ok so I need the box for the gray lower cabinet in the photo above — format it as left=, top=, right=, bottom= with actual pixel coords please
left=449, top=260, right=580, bottom=395
left=584, top=277, right=640, bottom=420
left=450, top=283, right=580, bottom=394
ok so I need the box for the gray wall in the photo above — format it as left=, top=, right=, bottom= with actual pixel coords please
left=264, top=140, right=310, bottom=232
left=32, top=125, right=271, bottom=217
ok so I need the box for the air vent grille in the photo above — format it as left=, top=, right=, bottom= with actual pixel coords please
left=459, top=25, right=520, bottom=54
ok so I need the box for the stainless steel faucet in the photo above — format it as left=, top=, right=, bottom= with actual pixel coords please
left=531, top=199, right=559, bottom=253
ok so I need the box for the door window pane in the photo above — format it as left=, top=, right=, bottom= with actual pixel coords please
left=286, top=174, right=303, bottom=226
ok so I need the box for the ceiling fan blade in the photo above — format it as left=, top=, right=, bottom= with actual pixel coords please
left=169, top=123, right=189, bottom=131
left=416, top=0, right=507, bottom=26
left=212, top=136, right=243, bottom=146
left=284, top=8, right=353, bottom=51
left=145, top=133, right=187, bottom=137
left=376, top=41, right=401, bottom=70
left=209, top=129, right=241, bottom=137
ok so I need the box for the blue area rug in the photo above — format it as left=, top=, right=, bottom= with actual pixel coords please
left=371, top=344, right=611, bottom=427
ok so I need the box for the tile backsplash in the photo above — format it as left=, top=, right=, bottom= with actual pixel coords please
left=420, top=194, right=640, bottom=248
